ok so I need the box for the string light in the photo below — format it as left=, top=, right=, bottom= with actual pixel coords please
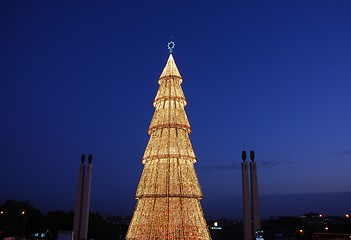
left=126, top=53, right=211, bottom=239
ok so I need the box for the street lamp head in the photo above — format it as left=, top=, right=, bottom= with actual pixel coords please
left=250, top=150, right=255, bottom=161
left=242, top=151, right=246, bottom=161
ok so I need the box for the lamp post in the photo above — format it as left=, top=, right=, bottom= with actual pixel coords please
left=21, top=210, right=27, bottom=239
left=0, top=210, right=3, bottom=238
left=298, top=229, right=304, bottom=240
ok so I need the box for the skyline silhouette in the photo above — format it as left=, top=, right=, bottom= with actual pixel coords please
left=1, top=1, right=351, bottom=219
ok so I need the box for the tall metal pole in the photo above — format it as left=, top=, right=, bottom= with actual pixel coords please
left=241, top=151, right=252, bottom=240
left=250, top=150, right=261, bottom=237
left=80, top=154, right=93, bottom=240
left=73, top=154, right=86, bottom=240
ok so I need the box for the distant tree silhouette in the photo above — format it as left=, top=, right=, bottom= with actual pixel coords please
left=0, top=200, right=129, bottom=239
left=0, top=199, right=46, bottom=238
left=46, top=210, right=74, bottom=238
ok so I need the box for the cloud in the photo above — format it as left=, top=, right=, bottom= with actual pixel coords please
left=208, top=192, right=351, bottom=218
left=197, top=158, right=292, bottom=171
left=326, top=150, right=351, bottom=156
left=259, top=192, right=351, bottom=217
left=260, top=159, right=291, bottom=168
left=197, top=163, right=240, bottom=171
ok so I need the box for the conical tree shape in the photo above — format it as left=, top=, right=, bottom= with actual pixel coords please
left=126, top=53, right=211, bottom=240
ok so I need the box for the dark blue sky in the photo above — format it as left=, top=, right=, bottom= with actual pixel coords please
left=1, top=1, right=351, bottom=218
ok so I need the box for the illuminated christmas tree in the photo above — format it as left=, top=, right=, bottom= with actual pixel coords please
left=126, top=42, right=211, bottom=240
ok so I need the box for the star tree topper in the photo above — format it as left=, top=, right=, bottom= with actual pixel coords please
left=167, top=41, right=175, bottom=53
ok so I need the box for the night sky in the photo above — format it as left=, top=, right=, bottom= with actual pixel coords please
left=1, top=1, right=351, bottom=219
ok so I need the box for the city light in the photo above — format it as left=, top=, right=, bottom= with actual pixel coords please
left=21, top=211, right=25, bottom=215
left=210, top=222, right=222, bottom=230
left=346, top=214, right=350, bottom=218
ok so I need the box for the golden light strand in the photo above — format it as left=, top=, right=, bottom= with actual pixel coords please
left=126, top=54, right=211, bottom=240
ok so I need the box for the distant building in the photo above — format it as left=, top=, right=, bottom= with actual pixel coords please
left=209, top=221, right=222, bottom=240
left=312, top=233, right=351, bottom=240
left=57, top=231, right=73, bottom=240
left=301, top=212, right=325, bottom=226
left=207, top=219, right=242, bottom=240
